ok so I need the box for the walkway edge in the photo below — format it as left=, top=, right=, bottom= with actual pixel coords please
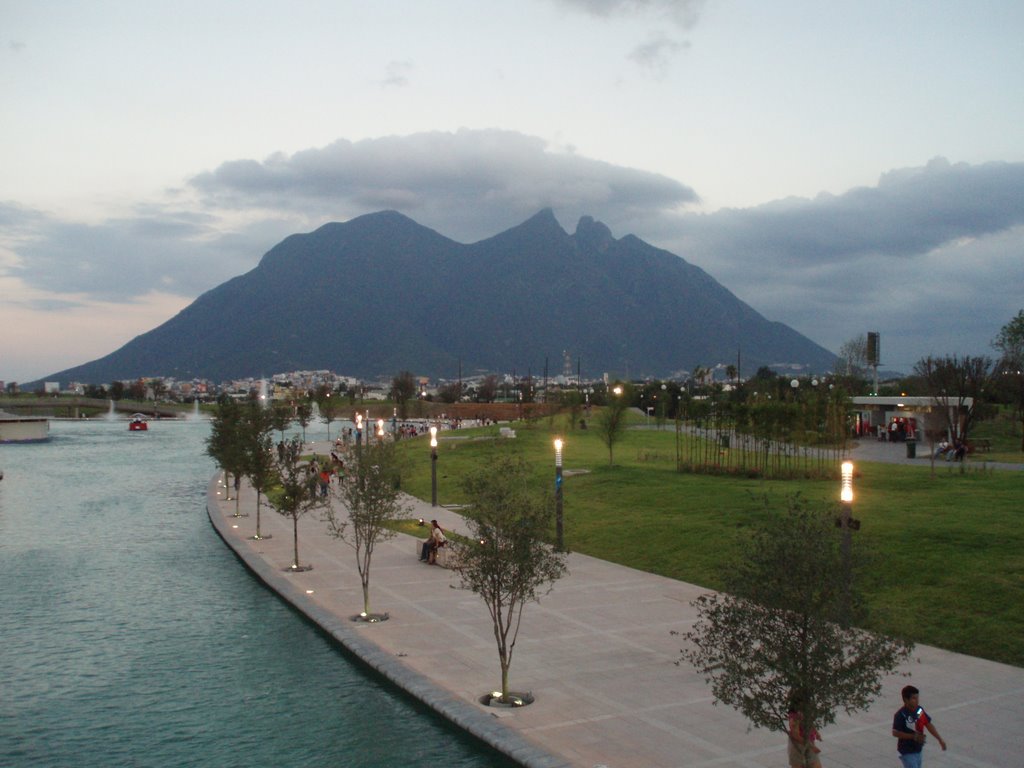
left=205, top=476, right=570, bottom=768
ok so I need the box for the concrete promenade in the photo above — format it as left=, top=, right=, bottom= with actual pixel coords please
left=206, top=443, right=1024, bottom=768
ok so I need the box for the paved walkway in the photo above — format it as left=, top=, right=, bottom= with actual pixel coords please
left=848, top=437, right=1024, bottom=470
left=206, top=443, right=1024, bottom=768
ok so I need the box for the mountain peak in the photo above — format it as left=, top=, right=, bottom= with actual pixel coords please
left=521, top=207, right=565, bottom=233
left=574, top=215, right=615, bottom=252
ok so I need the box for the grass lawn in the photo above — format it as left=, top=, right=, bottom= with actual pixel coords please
left=393, top=413, right=1024, bottom=667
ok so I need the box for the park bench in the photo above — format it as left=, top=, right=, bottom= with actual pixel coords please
left=413, top=538, right=452, bottom=567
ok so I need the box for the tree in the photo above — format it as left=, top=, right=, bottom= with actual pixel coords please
left=679, top=497, right=912, bottom=767
left=128, top=379, right=146, bottom=401
left=835, top=334, right=869, bottom=379
left=317, top=386, right=341, bottom=442
left=268, top=437, right=326, bottom=571
left=993, top=309, right=1024, bottom=362
left=294, top=399, right=313, bottom=443
left=595, top=384, right=629, bottom=465
left=390, top=370, right=417, bottom=419
left=149, top=378, right=167, bottom=401
left=437, top=381, right=463, bottom=403
left=242, top=402, right=276, bottom=541
left=205, top=398, right=247, bottom=513
left=561, top=389, right=583, bottom=430
left=992, top=309, right=1024, bottom=451
left=325, top=439, right=409, bottom=618
left=451, top=454, right=567, bottom=705
left=913, top=355, right=993, bottom=443
left=269, top=402, right=292, bottom=442
left=476, top=375, right=498, bottom=403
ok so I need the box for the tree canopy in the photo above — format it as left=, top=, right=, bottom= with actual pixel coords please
left=679, top=496, right=912, bottom=767
left=326, top=440, right=409, bottom=616
left=451, top=454, right=567, bottom=704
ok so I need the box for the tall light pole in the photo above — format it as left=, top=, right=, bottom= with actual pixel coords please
left=554, top=438, right=564, bottom=551
left=430, top=426, right=438, bottom=507
left=355, top=412, right=363, bottom=450
left=839, top=460, right=859, bottom=610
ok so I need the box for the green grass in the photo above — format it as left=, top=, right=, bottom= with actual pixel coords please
left=394, top=414, right=1024, bottom=667
left=969, top=405, right=1024, bottom=462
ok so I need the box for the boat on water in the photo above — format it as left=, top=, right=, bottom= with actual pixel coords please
left=129, top=414, right=149, bottom=431
left=0, top=410, right=50, bottom=443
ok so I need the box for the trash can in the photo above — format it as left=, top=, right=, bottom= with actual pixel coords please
left=906, top=439, right=916, bottom=459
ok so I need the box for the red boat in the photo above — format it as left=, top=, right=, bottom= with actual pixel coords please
left=129, top=414, right=149, bottom=431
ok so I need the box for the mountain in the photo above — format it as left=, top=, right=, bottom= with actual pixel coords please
left=42, top=210, right=836, bottom=384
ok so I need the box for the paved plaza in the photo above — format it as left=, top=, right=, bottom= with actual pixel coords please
left=206, top=441, right=1024, bottom=768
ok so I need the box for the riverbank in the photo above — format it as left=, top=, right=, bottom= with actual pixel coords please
left=207, top=443, right=1024, bottom=767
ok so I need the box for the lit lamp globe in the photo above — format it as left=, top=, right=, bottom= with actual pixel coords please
left=841, top=461, right=854, bottom=504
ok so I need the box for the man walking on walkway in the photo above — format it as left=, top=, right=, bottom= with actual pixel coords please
left=893, top=685, right=947, bottom=767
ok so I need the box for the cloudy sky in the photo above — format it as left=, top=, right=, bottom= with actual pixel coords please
left=3, top=0, right=1023, bottom=382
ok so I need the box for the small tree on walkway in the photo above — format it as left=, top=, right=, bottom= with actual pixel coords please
left=678, top=496, right=912, bottom=768
left=242, top=401, right=276, bottom=540
left=206, top=398, right=247, bottom=513
left=267, top=437, right=326, bottom=571
left=451, top=454, right=568, bottom=704
left=325, top=439, right=409, bottom=617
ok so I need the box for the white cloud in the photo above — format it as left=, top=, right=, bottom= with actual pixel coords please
left=551, top=0, right=704, bottom=29
left=188, top=129, right=700, bottom=242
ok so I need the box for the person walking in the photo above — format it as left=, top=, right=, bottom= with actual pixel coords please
left=892, top=685, right=946, bottom=767
left=786, top=692, right=822, bottom=768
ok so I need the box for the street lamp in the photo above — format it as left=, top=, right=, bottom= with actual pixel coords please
left=355, top=412, right=363, bottom=449
left=839, top=460, right=859, bottom=604
left=554, top=438, right=564, bottom=551
left=376, top=418, right=384, bottom=441
left=430, top=426, right=438, bottom=507
left=840, top=460, right=854, bottom=504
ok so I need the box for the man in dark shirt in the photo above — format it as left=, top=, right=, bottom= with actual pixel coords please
left=892, top=685, right=947, bottom=768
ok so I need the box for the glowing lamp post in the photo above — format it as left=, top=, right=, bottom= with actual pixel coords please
left=554, top=438, right=564, bottom=551
left=376, top=418, right=385, bottom=441
left=839, top=460, right=857, bottom=600
left=840, top=461, right=854, bottom=504
left=355, top=413, right=363, bottom=449
left=430, top=426, right=438, bottom=507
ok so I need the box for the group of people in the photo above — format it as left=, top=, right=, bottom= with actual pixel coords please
left=788, top=685, right=946, bottom=768
left=932, top=438, right=967, bottom=462
left=306, top=455, right=335, bottom=497
left=418, top=519, right=447, bottom=565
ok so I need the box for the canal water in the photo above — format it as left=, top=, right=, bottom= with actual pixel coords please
left=0, top=418, right=514, bottom=767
